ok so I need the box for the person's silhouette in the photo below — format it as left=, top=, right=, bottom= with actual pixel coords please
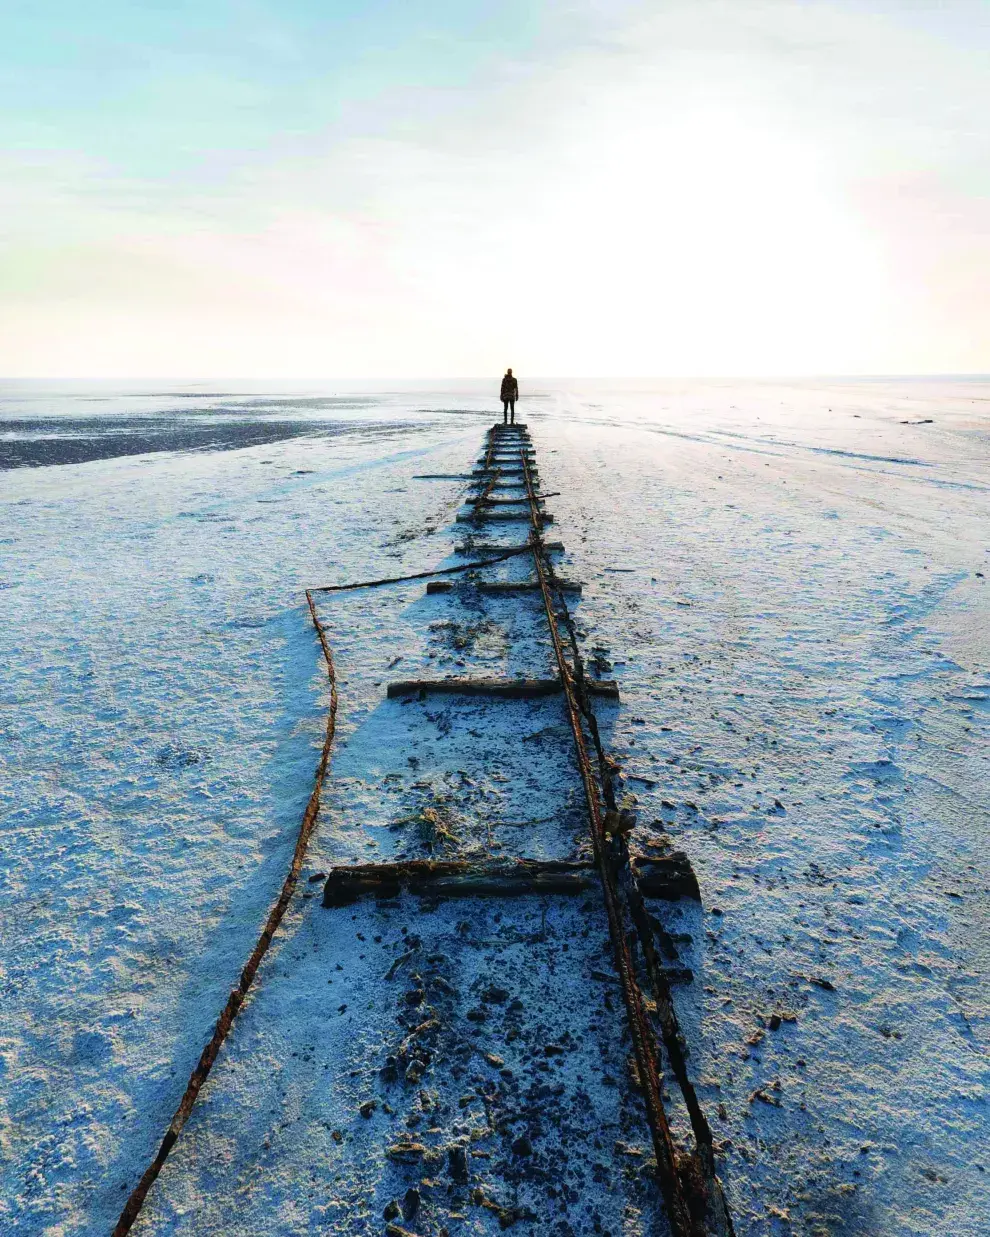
left=500, top=368, right=519, bottom=424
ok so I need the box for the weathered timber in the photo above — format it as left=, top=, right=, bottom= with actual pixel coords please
left=472, top=469, right=537, bottom=478
left=465, top=495, right=540, bottom=506
left=426, top=579, right=581, bottom=595
left=386, top=676, right=618, bottom=700
left=322, top=855, right=699, bottom=908
left=456, top=511, right=553, bottom=523
left=454, top=541, right=563, bottom=554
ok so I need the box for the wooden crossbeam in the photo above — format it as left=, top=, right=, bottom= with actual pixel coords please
left=465, top=495, right=539, bottom=506
left=453, top=541, right=563, bottom=554
left=322, top=855, right=700, bottom=907
left=472, top=469, right=537, bottom=478
left=386, top=676, right=618, bottom=700
left=456, top=511, right=553, bottom=523
left=426, top=579, right=581, bottom=595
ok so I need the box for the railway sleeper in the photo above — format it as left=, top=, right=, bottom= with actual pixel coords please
left=453, top=540, right=562, bottom=553
left=425, top=578, right=581, bottom=595
left=322, top=854, right=700, bottom=907
left=465, top=495, right=542, bottom=506
left=386, top=675, right=618, bottom=700
left=456, top=511, right=553, bottom=523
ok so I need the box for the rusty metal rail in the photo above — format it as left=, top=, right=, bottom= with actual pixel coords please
left=111, top=594, right=339, bottom=1236
left=112, top=418, right=731, bottom=1236
left=519, top=445, right=734, bottom=1237
left=517, top=449, right=698, bottom=1236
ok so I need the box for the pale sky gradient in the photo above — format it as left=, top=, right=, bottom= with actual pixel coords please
left=1, top=0, right=987, bottom=378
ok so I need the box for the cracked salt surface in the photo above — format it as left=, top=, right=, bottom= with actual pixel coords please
left=1, top=379, right=988, bottom=1235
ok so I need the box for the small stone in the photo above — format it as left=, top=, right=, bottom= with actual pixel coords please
left=512, top=1135, right=533, bottom=1157
left=485, top=1053, right=505, bottom=1068
left=768, top=1014, right=782, bottom=1031
left=508, top=998, right=524, bottom=1012
left=449, top=1144, right=470, bottom=1182
left=359, top=1100, right=377, bottom=1119
left=331, top=1129, right=343, bottom=1144
left=482, top=986, right=510, bottom=1004
left=466, top=1007, right=486, bottom=1023
left=387, top=1141, right=427, bottom=1164
left=402, top=1187, right=421, bottom=1221
left=809, top=976, right=836, bottom=992
left=384, top=1200, right=400, bottom=1220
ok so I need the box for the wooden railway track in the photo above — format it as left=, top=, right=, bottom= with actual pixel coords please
left=112, top=420, right=733, bottom=1236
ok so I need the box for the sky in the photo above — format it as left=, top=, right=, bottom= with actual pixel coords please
left=0, top=0, right=987, bottom=379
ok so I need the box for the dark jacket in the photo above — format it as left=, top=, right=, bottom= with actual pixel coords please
left=500, top=374, right=518, bottom=401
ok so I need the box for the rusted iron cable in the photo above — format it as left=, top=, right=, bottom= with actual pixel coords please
left=522, top=450, right=734, bottom=1236
left=111, top=595, right=340, bottom=1236
left=518, top=451, right=696, bottom=1236
left=309, top=543, right=530, bottom=593
left=533, top=513, right=733, bottom=1235
left=472, top=465, right=502, bottom=525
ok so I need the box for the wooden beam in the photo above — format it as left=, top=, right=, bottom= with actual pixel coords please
left=453, top=541, right=563, bottom=553
left=426, top=579, right=581, bottom=595
left=456, top=511, right=553, bottom=523
left=386, top=676, right=618, bottom=700
left=323, top=855, right=699, bottom=907
left=465, top=495, right=539, bottom=506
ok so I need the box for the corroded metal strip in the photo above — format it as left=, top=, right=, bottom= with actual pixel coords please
left=111, top=595, right=340, bottom=1235
left=518, top=451, right=697, bottom=1236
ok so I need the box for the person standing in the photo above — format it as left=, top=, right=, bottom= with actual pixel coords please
left=500, top=368, right=519, bottom=424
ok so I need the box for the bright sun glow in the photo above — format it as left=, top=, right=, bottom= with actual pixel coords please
left=0, top=1, right=986, bottom=377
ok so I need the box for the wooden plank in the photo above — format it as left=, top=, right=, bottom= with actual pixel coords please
left=426, top=579, right=581, bottom=595
left=453, top=541, right=563, bottom=553
left=323, top=854, right=699, bottom=907
left=386, top=676, right=618, bottom=700
left=465, top=495, right=539, bottom=506
left=455, top=511, right=552, bottom=523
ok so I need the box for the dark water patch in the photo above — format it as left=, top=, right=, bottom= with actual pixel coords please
left=0, top=416, right=428, bottom=470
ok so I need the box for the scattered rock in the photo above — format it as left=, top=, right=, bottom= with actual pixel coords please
left=448, top=1144, right=470, bottom=1182
left=402, top=1187, right=421, bottom=1220
left=387, top=1140, right=427, bottom=1164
